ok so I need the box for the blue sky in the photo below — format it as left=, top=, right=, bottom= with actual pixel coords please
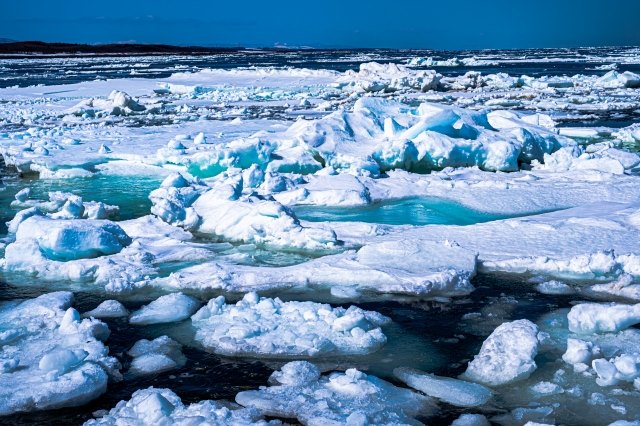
left=2, top=0, right=640, bottom=49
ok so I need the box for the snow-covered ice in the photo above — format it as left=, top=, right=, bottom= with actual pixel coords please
left=0, top=292, right=119, bottom=415
left=85, top=387, right=275, bottom=425
left=129, top=293, right=200, bottom=325
left=462, top=319, right=542, bottom=386
left=190, top=292, right=389, bottom=357
left=127, top=336, right=186, bottom=377
left=235, top=361, right=433, bottom=425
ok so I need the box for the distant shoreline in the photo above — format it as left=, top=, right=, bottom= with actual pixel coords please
left=0, top=41, right=247, bottom=57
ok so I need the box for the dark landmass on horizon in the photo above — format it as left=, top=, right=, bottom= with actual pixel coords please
left=0, top=41, right=245, bottom=57
left=0, top=40, right=638, bottom=59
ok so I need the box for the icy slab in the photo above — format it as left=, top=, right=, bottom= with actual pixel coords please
left=191, top=292, right=389, bottom=357
left=0, top=292, right=120, bottom=415
left=85, top=387, right=275, bottom=425
left=12, top=216, right=131, bottom=261
left=394, top=367, right=492, bottom=407
left=462, top=319, right=542, bottom=386
left=83, top=300, right=129, bottom=319
left=568, top=303, right=640, bottom=334
left=127, top=336, right=186, bottom=377
left=235, top=361, right=433, bottom=425
left=129, top=293, right=200, bottom=325
left=151, top=238, right=477, bottom=299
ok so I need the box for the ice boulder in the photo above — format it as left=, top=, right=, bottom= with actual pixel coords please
left=127, top=336, right=186, bottom=377
left=592, top=354, right=640, bottom=387
left=235, top=361, right=434, bottom=425
left=394, top=367, right=492, bottom=407
left=568, top=303, right=640, bottom=334
left=13, top=216, right=131, bottom=261
left=191, top=292, right=390, bottom=357
left=0, top=292, right=120, bottom=415
left=85, top=387, right=274, bottom=425
left=130, top=293, right=201, bottom=325
left=462, top=319, right=541, bottom=386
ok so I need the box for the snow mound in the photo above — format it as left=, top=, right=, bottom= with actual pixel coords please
left=68, top=90, right=146, bottom=118
left=235, top=361, right=433, bottom=425
left=568, top=303, right=640, bottom=334
left=127, top=336, right=186, bottom=377
left=0, top=292, right=120, bottom=415
left=85, top=387, right=275, bottom=425
left=462, top=319, right=542, bottom=386
left=130, top=293, right=200, bottom=325
left=191, top=292, right=390, bottom=357
left=394, top=367, right=492, bottom=407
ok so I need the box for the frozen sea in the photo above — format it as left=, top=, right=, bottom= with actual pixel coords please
left=0, top=47, right=640, bottom=425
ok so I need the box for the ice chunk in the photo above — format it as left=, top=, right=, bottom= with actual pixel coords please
left=127, top=336, right=186, bottom=376
left=593, top=354, right=640, bottom=387
left=13, top=216, right=131, bottom=261
left=83, top=300, right=129, bottom=319
left=562, top=338, right=601, bottom=365
left=394, top=367, right=492, bottom=407
left=0, top=292, right=119, bottom=415
left=452, top=414, right=491, bottom=426
left=191, top=293, right=390, bottom=357
left=236, top=361, right=433, bottom=424
left=568, top=303, right=640, bottom=334
left=85, top=387, right=274, bottom=425
left=462, top=319, right=541, bottom=386
left=130, top=293, right=200, bottom=325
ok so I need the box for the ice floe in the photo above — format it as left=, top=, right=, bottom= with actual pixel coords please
left=462, top=319, right=543, bottom=386
left=190, top=292, right=389, bottom=357
left=126, top=336, right=186, bottom=377
left=0, top=292, right=119, bottom=415
left=235, top=361, right=433, bottom=425
left=85, top=387, right=275, bottom=425
left=394, top=367, right=492, bottom=407
left=129, top=292, right=200, bottom=325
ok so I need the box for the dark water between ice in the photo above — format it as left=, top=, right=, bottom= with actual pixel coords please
left=0, top=272, right=581, bottom=425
